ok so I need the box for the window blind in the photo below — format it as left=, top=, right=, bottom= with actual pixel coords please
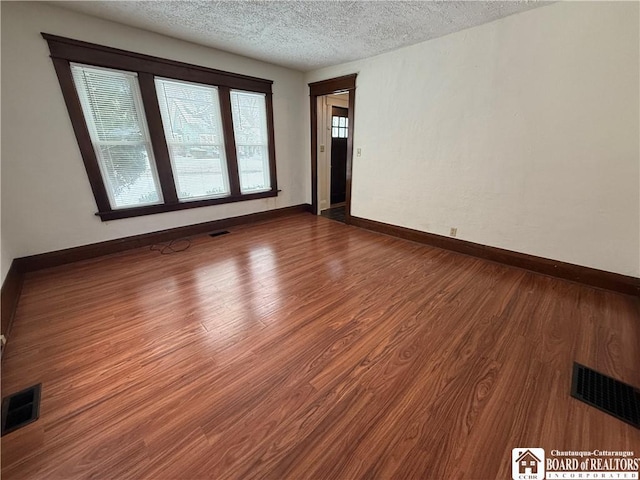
left=155, top=78, right=230, bottom=201
left=230, top=90, right=271, bottom=194
left=71, top=64, right=162, bottom=209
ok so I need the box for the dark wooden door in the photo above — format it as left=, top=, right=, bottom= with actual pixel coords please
left=330, top=106, right=348, bottom=205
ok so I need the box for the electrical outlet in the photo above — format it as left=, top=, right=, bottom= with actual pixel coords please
left=357, top=148, right=362, bottom=157
left=320, top=145, right=325, bottom=152
left=450, top=227, right=457, bottom=237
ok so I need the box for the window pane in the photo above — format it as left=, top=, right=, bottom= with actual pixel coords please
left=332, top=116, right=339, bottom=127
left=155, top=78, right=230, bottom=200
left=71, top=64, right=162, bottom=209
left=339, top=117, right=346, bottom=127
left=332, top=127, right=339, bottom=138
left=98, top=145, right=160, bottom=206
left=230, top=90, right=271, bottom=193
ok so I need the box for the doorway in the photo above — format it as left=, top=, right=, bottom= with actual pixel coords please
left=318, top=96, right=349, bottom=223
left=309, top=74, right=357, bottom=223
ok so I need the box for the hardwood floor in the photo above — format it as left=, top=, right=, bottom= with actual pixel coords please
left=2, top=213, right=639, bottom=479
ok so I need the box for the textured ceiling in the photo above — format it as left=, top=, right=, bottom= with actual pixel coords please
left=55, top=1, right=549, bottom=72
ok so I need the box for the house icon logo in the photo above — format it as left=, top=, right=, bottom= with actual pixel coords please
left=512, top=448, right=545, bottom=480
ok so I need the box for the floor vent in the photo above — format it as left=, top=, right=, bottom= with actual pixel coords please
left=209, top=230, right=230, bottom=238
left=1, top=384, right=42, bottom=436
left=571, top=363, right=639, bottom=428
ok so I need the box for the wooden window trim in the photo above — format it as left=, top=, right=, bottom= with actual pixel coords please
left=97, top=190, right=279, bottom=221
left=43, top=34, right=273, bottom=93
left=43, top=33, right=278, bottom=221
left=137, top=72, right=179, bottom=204
left=218, top=86, right=242, bottom=196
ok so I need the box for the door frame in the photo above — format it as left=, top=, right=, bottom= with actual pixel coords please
left=309, top=74, right=357, bottom=221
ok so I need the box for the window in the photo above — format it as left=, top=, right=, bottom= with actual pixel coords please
left=72, top=64, right=163, bottom=208
left=44, top=34, right=278, bottom=221
left=155, top=78, right=231, bottom=200
left=230, top=90, right=271, bottom=193
left=332, top=115, right=348, bottom=138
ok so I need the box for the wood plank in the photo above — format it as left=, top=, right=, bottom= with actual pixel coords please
left=2, top=214, right=639, bottom=479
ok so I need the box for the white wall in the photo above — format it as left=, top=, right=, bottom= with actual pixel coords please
left=0, top=0, right=12, bottom=284
left=0, top=161, right=12, bottom=283
left=306, top=2, right=640, bottom=277
left=0, top=1, right=308, bottom=269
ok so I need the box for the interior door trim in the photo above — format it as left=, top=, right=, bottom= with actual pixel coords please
left=309, top=74, right=357, bottom=220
